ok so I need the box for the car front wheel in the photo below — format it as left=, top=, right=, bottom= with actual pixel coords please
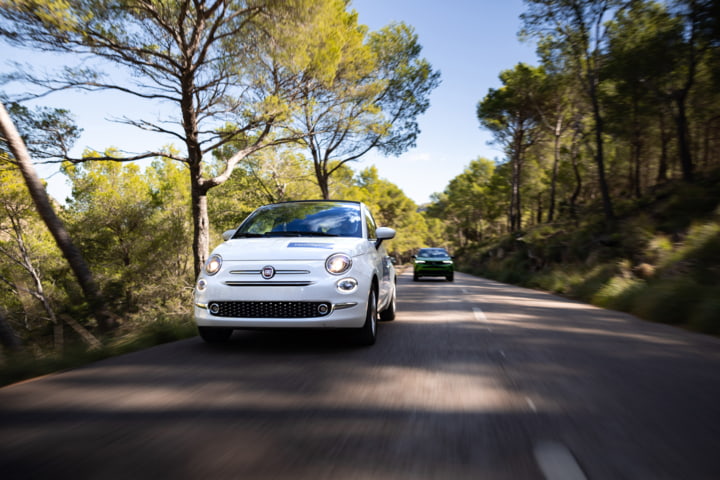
left=379, top=284, right=396, bottom=321
left=355, top=288, right=377, bottom=345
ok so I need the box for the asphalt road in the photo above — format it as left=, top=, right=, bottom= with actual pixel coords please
left=2, top=271, right=720, bottom=479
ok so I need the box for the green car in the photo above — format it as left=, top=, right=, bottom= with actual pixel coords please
left=413, top=247, right=454, bottom=281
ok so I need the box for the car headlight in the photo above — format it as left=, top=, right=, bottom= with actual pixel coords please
left=415, top=260, right=426, bottom=264
left=442, top=260, right=453, bottom=264
left=205, top=254, right=222, bottom=275
left=326, top=253, right=352, bottom=275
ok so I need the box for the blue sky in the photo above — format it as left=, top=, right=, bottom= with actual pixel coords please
left=3, top=0, right=539, bottom=205
left=352, top=0, right=538, bottom=204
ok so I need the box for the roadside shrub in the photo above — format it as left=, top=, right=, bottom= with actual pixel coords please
left=688, top=295, right=720, bottom=334
left=657, top=183, right=718, bottom=232
left=110, top=314, right=196, bottom=353
left=526, top=268, right=584, bottom=295
left=632, top=263, right=656, bottom=280
left=592, top=276, right=646, bottom=311
left=643, top=235, right=674, bottom=264
left=630, top=279, right=706, bottom=325
left=569, top=264, right=618, bottom=302
left=619, top=214, right=656, bottom=260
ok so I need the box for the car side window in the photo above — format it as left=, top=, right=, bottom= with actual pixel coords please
left=365, top=210, right=377, bottom=240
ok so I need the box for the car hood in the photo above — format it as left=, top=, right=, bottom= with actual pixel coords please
left=211, top=237, right=368, bottom=261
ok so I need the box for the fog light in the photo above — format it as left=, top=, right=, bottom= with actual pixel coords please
left=318, top=303, right=330, bottom=315
left=209, top=302, right=220, bottom=315
left=336, top=277, right=358, bottom=293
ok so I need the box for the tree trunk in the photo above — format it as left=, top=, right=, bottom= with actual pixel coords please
left=318, top=175, right=330, bottom=200
left=590, top=92, right=614, bottom=221
left=312, top=154, right=331, bottom=200
left=0, top=102, right=116, bottom=332
left=673, top=94, right=694, bottom=182
left=190, top=170, right=211, bottom=279
left=0, top=307, right=23, bottom=352
left=569, top=130, right=583, bottom=218
left=536, top=193, right=543, bottom=224
left=657, top=113, right=671, bottom=182
left=632, top=140, right=642, bottom=198
left=510, top=130, right=524, bottom=232
left=548, top=128, right=561, bottom=222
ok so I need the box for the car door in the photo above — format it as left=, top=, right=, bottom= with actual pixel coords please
left=364, top=207, right=392, bottom=308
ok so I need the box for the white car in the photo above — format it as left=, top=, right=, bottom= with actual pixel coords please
left=194, top=200, right=397, bottom=345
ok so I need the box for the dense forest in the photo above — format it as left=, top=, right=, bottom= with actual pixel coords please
left=0, top=0, right=719, bottom=381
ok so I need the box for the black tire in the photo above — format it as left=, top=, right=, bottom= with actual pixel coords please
left=355, top=289, right=377, bottom=345
left=447, top=273, right=454, bottom=282
left=198, top=326, right=233, bottom=343
left=379, top=284, right=396, bottom=321
left=413, top=273, right=419, bottom=281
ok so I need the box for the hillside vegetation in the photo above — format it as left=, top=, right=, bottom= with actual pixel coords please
left=456, top=170, right=720, bottom=335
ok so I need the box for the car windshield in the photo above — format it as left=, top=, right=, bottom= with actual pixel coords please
left=418, top=248, right=449, bottom=258
left=233, top=201, right=363, bottom=238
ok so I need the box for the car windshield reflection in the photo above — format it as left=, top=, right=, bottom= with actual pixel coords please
left=417, top=248, right=450, bottom=258
left=233, top=201, right=362, bottom=238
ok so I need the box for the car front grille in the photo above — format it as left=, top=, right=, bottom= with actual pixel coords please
left=208, top=301, right=332, bottom=318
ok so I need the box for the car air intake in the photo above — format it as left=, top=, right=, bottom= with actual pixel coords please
left=208, top=301, right=332, bottom=318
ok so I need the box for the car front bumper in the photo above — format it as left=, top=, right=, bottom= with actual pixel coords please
left=194, top=259, right=372, bottom=329
left=414, top=263, right=454, bottom=277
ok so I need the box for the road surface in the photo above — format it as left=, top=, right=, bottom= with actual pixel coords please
left=2, top=271, right=720, bottom=479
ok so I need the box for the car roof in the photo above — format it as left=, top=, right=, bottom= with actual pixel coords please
left=265, top=200, right=361, bottom=206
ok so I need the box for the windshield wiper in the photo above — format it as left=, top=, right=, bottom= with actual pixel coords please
left=265, top=231, right=338, bottom=237
left=233, top=232, right=265, bottom=238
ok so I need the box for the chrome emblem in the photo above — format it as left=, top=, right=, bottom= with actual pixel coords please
left=261, top=265, right=276, bottom=279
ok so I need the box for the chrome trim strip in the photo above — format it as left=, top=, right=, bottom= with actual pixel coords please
left=229, top=269, right=311, bottom=275
left=224, top=281, right=314, bottom=287
left=332, top=302, right=358, bottom=310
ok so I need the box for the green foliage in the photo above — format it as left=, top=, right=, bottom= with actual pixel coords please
left=630, top=278, right=708, bottom=325
left=1, top=100, right=81, bottom=161
left=338, top=166, right=438, bottom=259
left=290, top=12, right=441, bottom=199
left=62, top=156, right=193, bottom=315
left=455, top=169, right=720, bottom=335
left=0, top=313, right=196, bottom=388
left=591, top=276, right=646, bottom=311
left=688, top=294, right=720, bottom=334
left=209, top=145, right=318, bottom=235
left=0, top=166, right=69, bottom=349
left=426, top=157, right=507, bottom=246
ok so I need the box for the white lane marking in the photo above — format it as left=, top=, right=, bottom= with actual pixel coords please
left=473, top=307, right=492, bottom=332
left=472, top=307, right=487, bottom=322
left=526, top=396, right=537, bottom=413
left=462, top=288, right=470, bottom=294
left=534, top=441, right=587, bottom=480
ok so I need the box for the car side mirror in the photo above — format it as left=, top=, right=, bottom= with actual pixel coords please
left=222, top=229, right=236, bottom=241
left=375, top=227, right=396, bottom=248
